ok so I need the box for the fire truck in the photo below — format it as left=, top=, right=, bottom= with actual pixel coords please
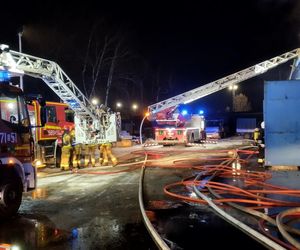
left=0, top=69, right=46, bottom=218
left=27, top=101, right=74, bottom=168
left=154, top=108, right=206, bottom=145
left=148, top=48, right=300, bottom=145
left=0, top=44, right=119, bottom=170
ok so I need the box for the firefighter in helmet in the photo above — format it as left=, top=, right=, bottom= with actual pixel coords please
left=99, top=142, right=118, bottom=166
left=257, top=122, right=265, bottom=165
left=60, top=126, right=74, bottom=170
left=253, top=128, right=260, bottom=143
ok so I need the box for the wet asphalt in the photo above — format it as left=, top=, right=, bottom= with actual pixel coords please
left=0, top=141, right=298, bottom=249
left=0, top=168, right=156, bottom=250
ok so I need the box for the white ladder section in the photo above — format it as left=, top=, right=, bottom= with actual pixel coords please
left=0, top=46, right=116, bottom=144
left=148, top=48, right=300, bottom=114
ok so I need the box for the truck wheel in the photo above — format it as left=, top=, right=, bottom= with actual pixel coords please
left=0, top=180, right=23, bottom=218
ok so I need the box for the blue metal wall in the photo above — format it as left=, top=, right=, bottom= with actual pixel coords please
left=264, top=80, right=300, bottom=166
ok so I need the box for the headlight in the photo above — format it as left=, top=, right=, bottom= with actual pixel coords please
left=33, top=159, right=43, bottom=168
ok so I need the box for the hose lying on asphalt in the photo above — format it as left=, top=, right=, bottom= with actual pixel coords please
left=276, top=207, right=300, bottom=249
left=162, top=148, right=300, bottom=249
left=71, top=146, right=300, bottom=248
left=191, top=154, right=285, bottom=250
left=193, top=177, right=285, bottom=250
left=138, top=151, right=170, bottom=250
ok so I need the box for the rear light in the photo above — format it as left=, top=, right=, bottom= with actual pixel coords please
left=0, top=243, right=20, bottom=250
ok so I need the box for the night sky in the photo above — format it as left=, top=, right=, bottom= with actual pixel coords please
left=1, top=0, right=300, bottom=115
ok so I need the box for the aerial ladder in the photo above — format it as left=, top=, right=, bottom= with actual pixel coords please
left=0, top=44, right=118, bottom=145
left=149, top=48, right=300, bottom=118
left=148, top=48, right=300, bottom=144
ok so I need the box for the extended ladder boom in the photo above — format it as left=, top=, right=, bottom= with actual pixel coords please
left=0, top=45, right=117, bottom=144
left=148, top=48, right=300, bottom=115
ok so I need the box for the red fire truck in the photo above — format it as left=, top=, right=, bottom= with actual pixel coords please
left=27, top=101, right=74, bottom=168
left=0, top=81, right=46, bottom=218
left=154, top=108, right=206, bottom=145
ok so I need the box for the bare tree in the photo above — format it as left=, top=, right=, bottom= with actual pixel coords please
left=81, top=22, right=114, bottom=99
left=153, top=68, right=174, bottom=103
left=105, top=40, right=121, bottom=106
left=234, top=93, right=252, bottom=112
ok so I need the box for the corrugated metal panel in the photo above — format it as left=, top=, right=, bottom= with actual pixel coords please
left=264, top=80, right=300, bottom=166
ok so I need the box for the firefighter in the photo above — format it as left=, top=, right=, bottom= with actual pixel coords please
left=257, top=143, right=265, bottom=165
left=253, top=128, right=260, bottom=143
left=87, top=144, right=96, bottom=167
left=106, top=142, right=118, bottom=166
left=72, top=144, right=81, bottom=169
left=100, top=142, right=118, bottom=166
left=257, top=122, right=265, bottom=165
left=67, top=128, right=82, bottom=170
left=60, top=127, right=74, bottom=170
left=94, top=144, right=101, bottom=166
left=100, top=144, right=108, bottom=166
left=79, top=144, right=87, bottom=168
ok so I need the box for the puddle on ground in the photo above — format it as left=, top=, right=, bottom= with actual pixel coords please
left=0, top=214, right=70, bottom=249
left=0, top=214, right=156, bottom=250
left=153, top=206, right=265, bottom=249
left=148, top=200, right=182, bottom=210
left=31, top=187, right=48, bottom=199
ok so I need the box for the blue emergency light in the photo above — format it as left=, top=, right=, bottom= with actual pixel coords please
left=181, top=110, right=188, bottom=116
left=199, top=110, right=204, bottom=115
left=68, top=99, right=80, bottom=109
left=0, top=71, right=10, bottom=82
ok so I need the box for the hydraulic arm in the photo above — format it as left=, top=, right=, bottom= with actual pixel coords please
left=0, top=45, right=117, bottom=144
left=148, top=48, right=300, bottom=118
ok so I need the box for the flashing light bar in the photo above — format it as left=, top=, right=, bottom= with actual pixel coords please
left=0, top=71, right=10, bottom=81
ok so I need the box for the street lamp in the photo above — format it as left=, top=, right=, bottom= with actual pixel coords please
left=18, top=29, right=23, bottom=90
left=139, top=112, right=150, bottom=145
left=132, top=103, right=138, bottom=111
left=91, top=98, right=99, bottom=106
left=229, top=85, right=238, bottom=111
left=116, top=102, right=122, bottom=108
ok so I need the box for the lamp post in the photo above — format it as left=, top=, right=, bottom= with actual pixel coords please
left=116, top=102, right=122, bottom=109
left=91, top=97, right=99, bottom=106
left=139, top=112, right=149, bottom=145
left=132, top=103, right=138, bottom=111
left=18, top=30, right=23, bottom=90
left=229, top=85, right=238, bottom=112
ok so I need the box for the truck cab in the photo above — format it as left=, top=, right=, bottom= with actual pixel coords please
left=0, top=82, right=43, bottom=218
left=205, top=119, right=225, bottom=139
left=155, top=114, right=206, bottom=145
left=27, top=101, right=74, bottom=168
